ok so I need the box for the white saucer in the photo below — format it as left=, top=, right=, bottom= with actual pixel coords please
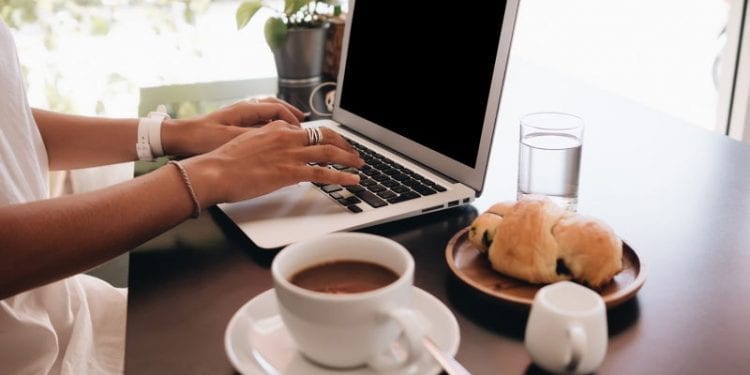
left=225, top=287, right=461, bottom=375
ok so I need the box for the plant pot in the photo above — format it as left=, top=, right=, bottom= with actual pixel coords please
left=272, top=25, right=329, bottom=87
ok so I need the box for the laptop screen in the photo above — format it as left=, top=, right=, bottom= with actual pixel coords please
left=338, top=2, right=508, bottom=168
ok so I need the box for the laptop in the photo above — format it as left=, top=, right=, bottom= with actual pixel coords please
left=219, top=0, right=520, bottom=248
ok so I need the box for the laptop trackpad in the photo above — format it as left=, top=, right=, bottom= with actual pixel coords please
left=218, top=183, right=353, bottom=248
left=223, top=184, right=342, bottom=221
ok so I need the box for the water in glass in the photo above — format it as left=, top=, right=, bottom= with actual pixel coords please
left=518, top=131, right=582, bottom=211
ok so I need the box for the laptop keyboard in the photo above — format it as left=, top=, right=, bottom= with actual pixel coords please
left=313, top=138, right=447, bottom=213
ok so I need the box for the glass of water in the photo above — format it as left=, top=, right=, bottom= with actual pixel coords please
left=517, top=112, right=584, bottom=211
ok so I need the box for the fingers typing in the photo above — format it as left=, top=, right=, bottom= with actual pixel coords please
left=260, top=97, right=305, bottom=121
left=252, top=103, right=301, bottom=126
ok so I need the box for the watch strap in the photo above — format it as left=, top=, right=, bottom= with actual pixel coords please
left=136, top=104, right=170, bottom=161
left=148, top=104, right=170, bottom=157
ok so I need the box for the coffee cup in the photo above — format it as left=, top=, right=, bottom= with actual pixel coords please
left=524, top=281, right=608, bottom=374
left=271, top=232, right=426, bottom=369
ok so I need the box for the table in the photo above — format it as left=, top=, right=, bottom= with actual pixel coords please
left=124, top=59, right=750, bottom=374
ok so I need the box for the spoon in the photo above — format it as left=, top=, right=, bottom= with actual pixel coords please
left=423, top=336, right=472, bottom=375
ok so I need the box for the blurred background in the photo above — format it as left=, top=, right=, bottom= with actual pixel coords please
left=0, top=0, right=738, bottom=195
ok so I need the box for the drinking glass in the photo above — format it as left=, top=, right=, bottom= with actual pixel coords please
left=517, top=112, right=584, bottom=211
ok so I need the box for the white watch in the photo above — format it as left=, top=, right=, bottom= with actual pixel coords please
left=136, top=104, right=170, bottom=161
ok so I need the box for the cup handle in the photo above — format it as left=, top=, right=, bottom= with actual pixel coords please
left=565, top=323, right=587, bottom=373
left=367, top=307, right=426, bottom=371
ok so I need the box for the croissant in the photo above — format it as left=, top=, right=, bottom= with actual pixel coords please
left=467, top=201, right=514, bottom=253
left=468, top=196, right=622, bottom=288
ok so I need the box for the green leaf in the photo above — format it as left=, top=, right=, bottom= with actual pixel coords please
left=264, top=16, right=288, bottom=50
left=184, top=6, right=195, bottom=24
left=95, top=100, right=105, bottom=115
left=236, top=0, right=262, bottom=30
left=284, top=0, right=308, bottom=17
left=90, top=15, right=110, bottom=36
left=177, top=101, right=199, bottom=119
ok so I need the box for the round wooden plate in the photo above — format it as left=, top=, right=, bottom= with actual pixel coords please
left=445, top=227, right=647, bottom=309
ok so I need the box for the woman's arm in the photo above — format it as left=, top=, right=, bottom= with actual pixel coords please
left=33, top=109, right=139, bottom=170
left=0, top=163, right=195, bottom=298
left=34, top=98, right=305, bottom=170
left=0, top=122, right=361, bottom=299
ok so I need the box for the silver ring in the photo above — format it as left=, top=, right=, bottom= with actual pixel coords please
left=305, top=127, right=323, bottom=146
left=314, top=128, right=323, bottom=145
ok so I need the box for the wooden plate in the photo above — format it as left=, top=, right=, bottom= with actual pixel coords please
left=445, top=227, right=646, bottom=309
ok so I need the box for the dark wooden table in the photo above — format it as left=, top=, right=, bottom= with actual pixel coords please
left=125, top=60, right=750, bottom=374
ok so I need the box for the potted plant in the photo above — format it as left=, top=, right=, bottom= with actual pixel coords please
left=236, top=0, right=341, bottom=86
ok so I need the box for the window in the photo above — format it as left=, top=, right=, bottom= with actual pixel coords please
left=512, top=0, right=730, bottom=132
left=722, top=0, right=750, bottom=143
left=5, top=0, right=272, bottom=118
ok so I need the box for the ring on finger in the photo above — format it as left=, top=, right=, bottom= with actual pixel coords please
left=306, top=127, right=323, bottom=146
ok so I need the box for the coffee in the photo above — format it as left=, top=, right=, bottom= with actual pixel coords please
left=290, top=260, right=399, bottom=294
left=273, top=233, right=423, bottom=368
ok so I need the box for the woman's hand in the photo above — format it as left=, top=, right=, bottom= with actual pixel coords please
left=182, top=121, right=364, bottom=206
left=161, top=97, right=305, bottom=157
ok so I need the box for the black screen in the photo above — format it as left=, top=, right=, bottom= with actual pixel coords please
left=339, top=2, right=507, bottom=167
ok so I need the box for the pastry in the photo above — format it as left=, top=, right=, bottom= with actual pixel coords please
left=468, top=196, right=622, bottom=288
left=552, top=212, right=624, bottom=288
left=467, top=201, right=513, bottom=253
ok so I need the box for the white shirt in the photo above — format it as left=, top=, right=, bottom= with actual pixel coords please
left=0, top=20, right=126, bottom=374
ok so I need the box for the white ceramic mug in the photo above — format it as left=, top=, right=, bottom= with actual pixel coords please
left=524, top=281, right=608, bottom=374
left=271, top=232, right=426, bottom=369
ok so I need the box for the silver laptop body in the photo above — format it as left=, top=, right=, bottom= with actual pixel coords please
left=219, top=0, right=520, bottom=248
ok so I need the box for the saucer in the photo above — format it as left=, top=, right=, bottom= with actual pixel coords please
left=225, top=287, right=460, bottom=375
